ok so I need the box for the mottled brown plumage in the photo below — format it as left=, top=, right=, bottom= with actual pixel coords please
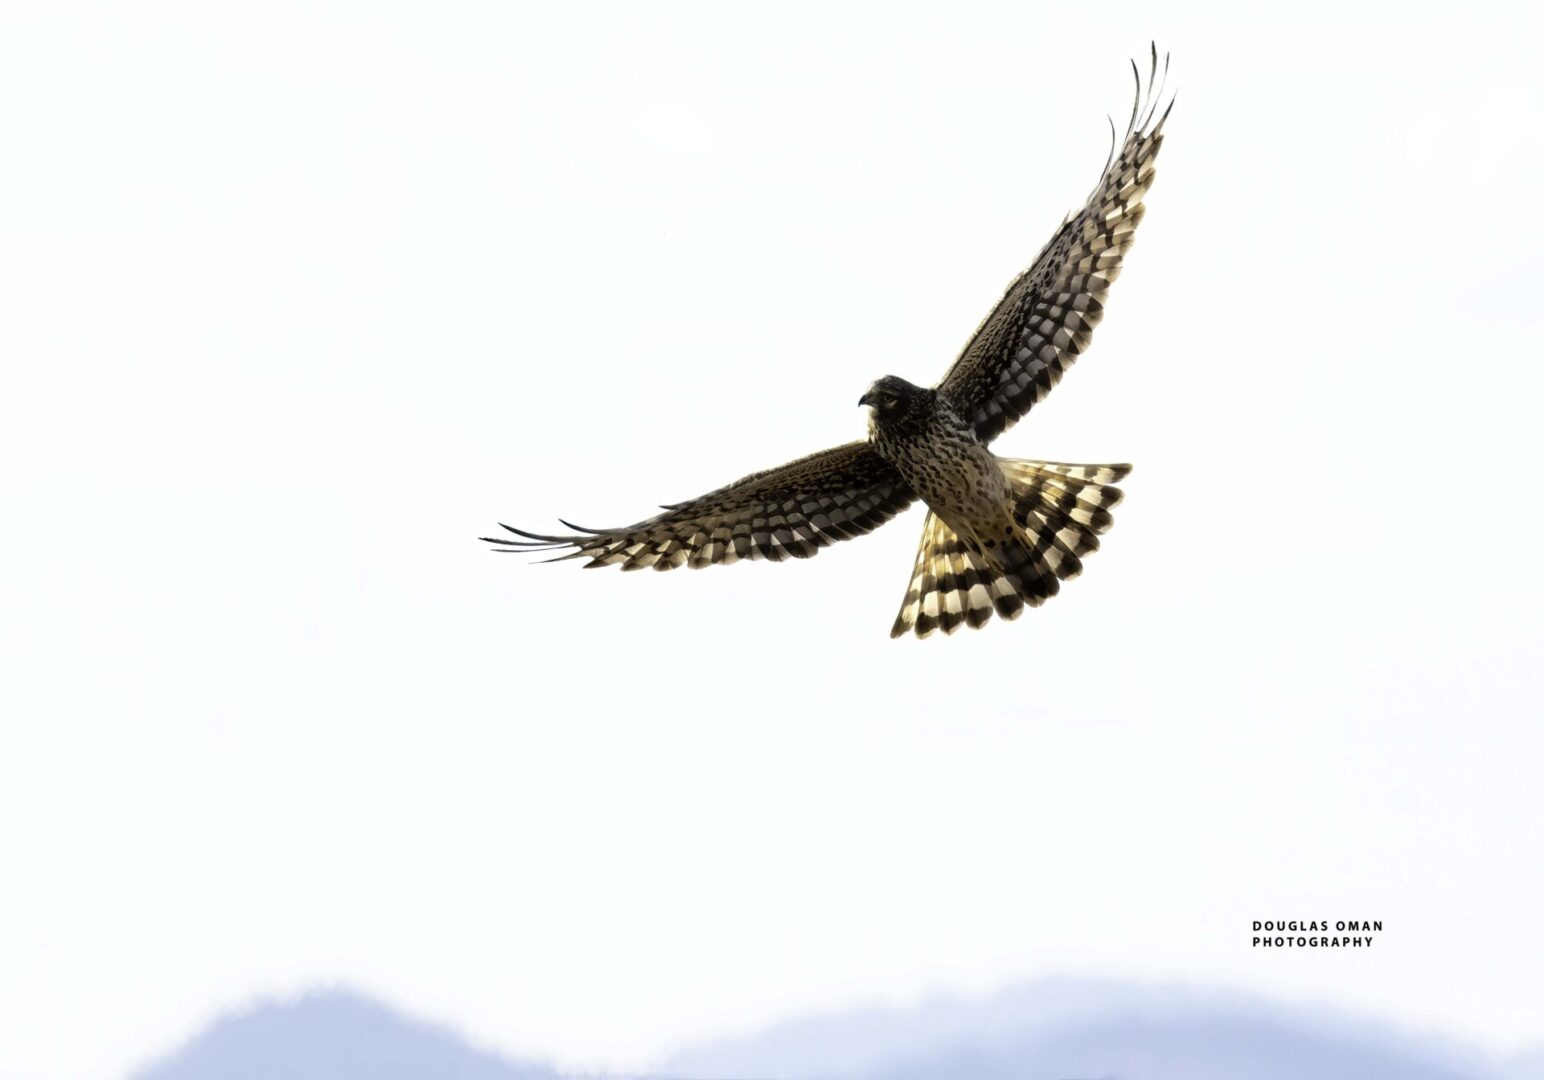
left=486, top=47, right=1172, bottom=638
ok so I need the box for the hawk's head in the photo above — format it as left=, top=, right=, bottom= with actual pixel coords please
left=860, top=376, right=933, bottom=432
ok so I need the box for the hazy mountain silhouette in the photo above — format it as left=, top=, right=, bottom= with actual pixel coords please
left=857, top=1013, right=1482, bottom=1080
left=663, top=977, right=1501, bottom=1080
left=131, top=979, right=1537, bottom=1080
left=130, top=988, right=557, bottom=1080
left=1500, top=1047, right=1544, bottom=1080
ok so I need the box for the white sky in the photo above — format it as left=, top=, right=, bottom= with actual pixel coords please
left=3, top=4, right=1543, bottom=1079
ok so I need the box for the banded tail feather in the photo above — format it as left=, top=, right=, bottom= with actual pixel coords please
left=889, top=512, right=1011, bottom=639
left=889, top=458, right=1130, bottom=639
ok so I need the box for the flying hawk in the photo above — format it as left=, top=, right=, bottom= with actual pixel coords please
left=487, top=48, right=1173, bottom=639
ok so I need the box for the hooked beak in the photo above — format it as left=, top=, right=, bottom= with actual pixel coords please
left=858, top=390, right=877, bottom=408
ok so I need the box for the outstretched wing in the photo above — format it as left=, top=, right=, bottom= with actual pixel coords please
left=485, top=442, right=915, bottom=570
left=936, top=46, right=1173, bottom=445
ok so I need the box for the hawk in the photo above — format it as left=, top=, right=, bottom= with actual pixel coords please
left=487, top=48, right=1173, bottom=639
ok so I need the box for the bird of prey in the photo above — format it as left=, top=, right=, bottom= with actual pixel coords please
left=487, top=48, right=1173, bottom=639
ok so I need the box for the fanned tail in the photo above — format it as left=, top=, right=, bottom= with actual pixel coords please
left=889, top=459, right=1130, bottom=639
left=890, top=512, right=1017, bottom=639
left=1000, top=457, right=1130, bottom=592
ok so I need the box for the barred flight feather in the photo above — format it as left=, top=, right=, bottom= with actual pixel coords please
left=937, top=45, right=1171, bottom=444
left=483, top=442, right=915, bottom=572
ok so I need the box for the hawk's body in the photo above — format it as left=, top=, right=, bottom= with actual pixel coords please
left=865, top=384, right=1018, bottom=575
left=487, top=49, right=1172, bottom=638
left=866, top=387, right=1008, bottom=542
